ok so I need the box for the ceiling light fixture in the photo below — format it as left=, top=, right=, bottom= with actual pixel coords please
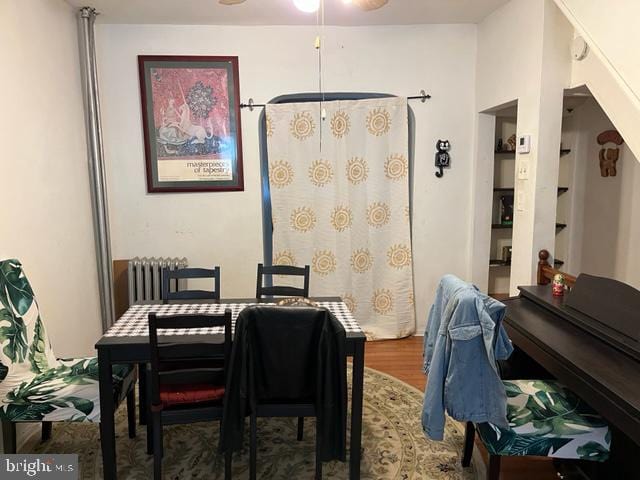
left=353, top=0, right=389, bottom=10
left=294, top=0, right=320, bottom=13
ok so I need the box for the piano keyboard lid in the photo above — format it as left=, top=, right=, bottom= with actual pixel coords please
left=520, top=274, right=640, bottom=362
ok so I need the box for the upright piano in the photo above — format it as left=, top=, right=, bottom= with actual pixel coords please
left=502, top=252, right=640, bottom=478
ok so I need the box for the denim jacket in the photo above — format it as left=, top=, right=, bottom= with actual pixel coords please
left=421, top=275, right=513, bottom=440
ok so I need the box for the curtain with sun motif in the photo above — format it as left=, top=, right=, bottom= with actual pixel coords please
left=266, top=97, right=415, bottom=339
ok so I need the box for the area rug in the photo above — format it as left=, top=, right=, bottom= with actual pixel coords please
left=32, top=367, right=475, bottom=479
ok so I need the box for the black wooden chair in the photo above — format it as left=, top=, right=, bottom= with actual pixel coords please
left=138, top=266, right=221, bottom=425
left=250, top=399, right=321, bottom=480
left=163, top=266, right=221, bottom=302
left=255, top=263, right=310, bottom=299
left=147, top=310, right=232, bottom=480
left=255, top=263, right=310, bottom=440
left=220, top=305, right=347, bottom=480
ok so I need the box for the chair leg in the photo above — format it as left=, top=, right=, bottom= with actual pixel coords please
left=146, top=399, right=154, bottom=455
left=146, top=372, right=153, bottom=455
left=224, top=449, right=232, bottom=480
left=315, top=421, right=322, bottom=480
left=488, top=455, right=501, bottom=480
left=297, top=417, right=304, bottom=441
left=127, top=387, right=136, bottom=439
left=250, top=414, right=257, bottom=480
left=461, top=421, right=475, bottom=467
left=138, top=363, right=147, bottom=426
left=146, top=419, right=153, bottom=455
left=152, top=412, right=163, bottom=480
left=41, top=421, right=52, bottom=443
left=1, top=421, right=16, bottom=454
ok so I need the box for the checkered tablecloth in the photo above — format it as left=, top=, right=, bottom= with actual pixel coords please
left=104, top=301, right=362, bottom=337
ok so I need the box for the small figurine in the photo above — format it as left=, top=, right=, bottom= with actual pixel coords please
left=500, top=195, right=514, bottom=225
left=596, top=130, right=624, bottom=177
left=502, top=246, right=512, bottom=264
left=552, top=273, right=566, bottom=297
left=434, top=139, right=451, bottom=178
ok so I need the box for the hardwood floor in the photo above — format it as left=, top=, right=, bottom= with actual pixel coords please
left=365, top=336, right=557, bottom=480
left=364, top=335, right=426, bottom=391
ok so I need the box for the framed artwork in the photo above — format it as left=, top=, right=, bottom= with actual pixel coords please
left=138, top=55, right=243, bottom=192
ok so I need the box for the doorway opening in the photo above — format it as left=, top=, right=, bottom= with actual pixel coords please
left=487, top=102, right=519, bottom=298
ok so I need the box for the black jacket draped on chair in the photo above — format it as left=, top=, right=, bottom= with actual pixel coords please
left=219, top=305, right=347, bottom=462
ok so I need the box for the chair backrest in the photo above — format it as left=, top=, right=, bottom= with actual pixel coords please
left=255, top=263, right=310, bottom=299
left=220, top=305, right=347, bottom=460
left=162, top=267, right=220, bottom=303
left=0, top=259, right=59, bottom=375
left=148, top=310, right=232, bottom=408
left=238, top=305, right=344, bottom=402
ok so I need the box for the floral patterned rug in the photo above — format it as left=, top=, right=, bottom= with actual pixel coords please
left=32, top=367, right=475, bottom=479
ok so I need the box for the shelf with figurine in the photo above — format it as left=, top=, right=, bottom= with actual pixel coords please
left=494, top=135, right=572, bottom=156
left=490, top=258, right=565, bottom=268
left=492, top=222, right=567, bottom=230
left=493, top=187, right=569, bottom=195
left=494, top=148, right=572, bottom=156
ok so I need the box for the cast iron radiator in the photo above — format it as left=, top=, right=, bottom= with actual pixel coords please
left=127, top=257, right=188, bottom=304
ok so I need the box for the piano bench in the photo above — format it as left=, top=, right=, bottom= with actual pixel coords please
left=463, top=380, right=610, bottom=479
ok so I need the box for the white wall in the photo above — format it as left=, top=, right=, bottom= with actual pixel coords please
left=556, top=0, right=640, bottom=162
left=556, top=0, right=640, bottom=103
left=0, top=0, right=101, bottom=450
left=568, top=98, right=640, bottom=289
left=472, top=0, right=573, bottom=295
left=0, top=0, right=101, bottom=357
left=95, top=23, right=478, bottom=334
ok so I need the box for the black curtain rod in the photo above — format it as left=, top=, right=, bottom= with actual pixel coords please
left=240, top=90, right=431, bottom=111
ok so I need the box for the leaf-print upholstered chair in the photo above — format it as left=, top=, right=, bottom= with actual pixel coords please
left=0, top=259, right=137, bottom=453
left=462, top=379, right=611, bottom=480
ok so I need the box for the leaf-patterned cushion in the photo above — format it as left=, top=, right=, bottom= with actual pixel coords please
left=477, top=380, right=610, bottom=461
left=0, top=357, right=134, bottom=422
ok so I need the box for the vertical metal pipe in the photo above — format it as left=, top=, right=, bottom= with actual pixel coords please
left=79, top=7, right=114, bottom=331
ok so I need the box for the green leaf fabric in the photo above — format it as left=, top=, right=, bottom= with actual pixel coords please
left=577, top=441, right=610, bottom=462
left=4, top=402, right=55, bottom=422
left=0, top=360, right=7, bottom=381
left=1, top=356, right=134, bottom=423
left=0, top=259, right=135, bottom=424
left=0, top=307, right=28, bottom=363
left=0, top=260, right=34, bottom=316
left=477, top=380, right=610, bottom=462
left=29, top=316, right=50, bottom=373
left=0, top=259, right=59, bottom=371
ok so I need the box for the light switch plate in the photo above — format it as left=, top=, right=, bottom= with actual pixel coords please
left=518, top=159, right=529, bottom=180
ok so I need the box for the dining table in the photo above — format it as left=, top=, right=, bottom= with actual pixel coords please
left=95, top=297, right=367, bottom=479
